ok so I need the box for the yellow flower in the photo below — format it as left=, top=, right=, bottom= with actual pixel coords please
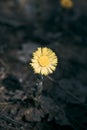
left=30, top=47, right=58, bottom=76
left=60, top=0, right=74, bottom=9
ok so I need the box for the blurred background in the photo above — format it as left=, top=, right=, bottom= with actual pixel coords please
left=0, top=0, right=87, bottom=130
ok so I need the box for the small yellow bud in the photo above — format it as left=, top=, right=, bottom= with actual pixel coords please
left=60, top=0, right=74, bottom=9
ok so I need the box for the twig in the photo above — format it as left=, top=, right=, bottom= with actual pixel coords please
left=47, top=76, right=87, bottom=130
left=47, top=76, right=87, bottom=106
left=0, top=114, right=23, bottom=127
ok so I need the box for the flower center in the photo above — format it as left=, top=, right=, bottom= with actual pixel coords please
left=38, top=56, right=49, bottom=67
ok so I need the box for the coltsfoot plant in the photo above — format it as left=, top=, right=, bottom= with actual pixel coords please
left=30, top=47, right=58, bottom=76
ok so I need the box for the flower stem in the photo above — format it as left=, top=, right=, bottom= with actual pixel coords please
left=34, top=75, right=43, bottom=108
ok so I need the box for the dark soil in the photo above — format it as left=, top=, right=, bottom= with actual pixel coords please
left=0, top=2, right=87, bottom=130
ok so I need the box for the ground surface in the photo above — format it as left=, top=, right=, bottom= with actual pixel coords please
left=0, top=1, right=87, bottom=130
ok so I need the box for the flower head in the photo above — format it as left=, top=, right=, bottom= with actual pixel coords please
left=60, top=0, right=74, bottom=9
left=30, top=47, right=58, bottom=76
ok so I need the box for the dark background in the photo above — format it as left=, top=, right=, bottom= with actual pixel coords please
left=0, top=0, right=87, bottom=130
